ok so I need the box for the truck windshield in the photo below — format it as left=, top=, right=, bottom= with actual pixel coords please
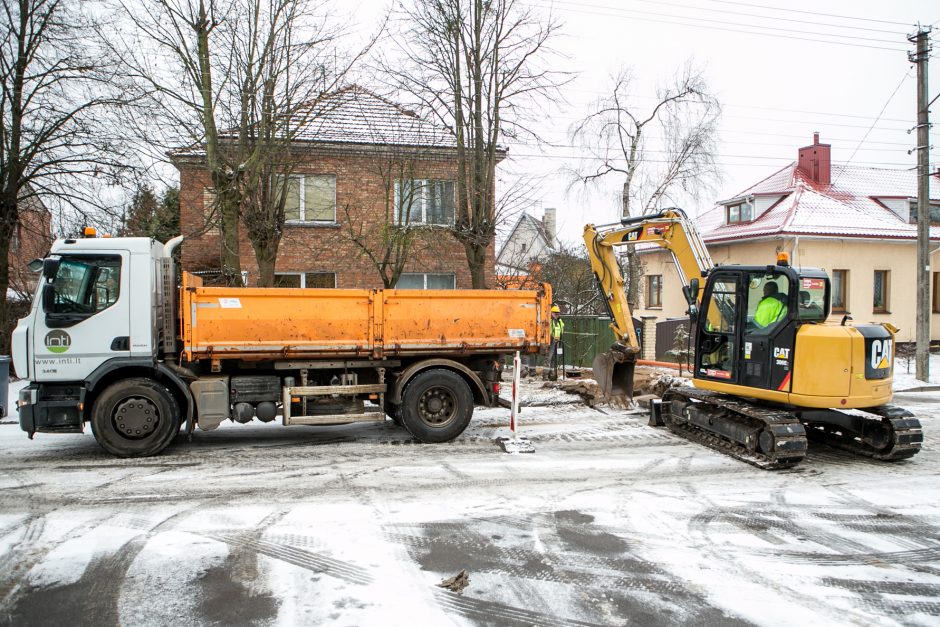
left=49, top=256, right=121, bottom=315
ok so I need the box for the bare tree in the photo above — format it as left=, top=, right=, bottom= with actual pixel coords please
left=333, top=149, right=434, bottom=289
left=571, top=61, right=721, bottom=307
left=385, top=0, right=564, bottom=288
left=0, top=0, right=132, bottom=350
left=116, top=0, right=368, bottom=285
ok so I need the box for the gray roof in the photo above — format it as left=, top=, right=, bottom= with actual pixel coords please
left=287, top=85, right=457, bottom=149
left=172, top=85, right=460, bottom=158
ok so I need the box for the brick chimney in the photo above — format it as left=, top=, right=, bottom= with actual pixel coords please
left=797, top=132, right=831, bottom=186
left=543, top=207, right=556, bottom=248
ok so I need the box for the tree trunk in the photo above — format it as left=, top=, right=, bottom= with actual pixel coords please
left=252, top=239, right=278, bottom=287
left=463, top=241, right=488, bottom=289
left=0, top=195, right=16, bottom=355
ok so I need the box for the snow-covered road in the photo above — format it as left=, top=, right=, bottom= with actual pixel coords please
left=0, top=379, right=938, bottom=626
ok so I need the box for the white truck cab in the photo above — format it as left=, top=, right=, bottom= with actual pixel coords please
left=13, top=234, right=185, bottom=450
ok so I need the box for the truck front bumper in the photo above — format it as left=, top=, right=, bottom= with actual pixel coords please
left=18, top=383, right=85, bottom=436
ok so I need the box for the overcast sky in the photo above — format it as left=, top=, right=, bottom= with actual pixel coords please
left=351, top=0, right=940, bottom=247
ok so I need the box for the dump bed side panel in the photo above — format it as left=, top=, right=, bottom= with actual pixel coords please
left=181, top=272, right=550, bottom=361
left=182, top=273, right=374, bottom=359
left=382, top=289, right=548, bottom=355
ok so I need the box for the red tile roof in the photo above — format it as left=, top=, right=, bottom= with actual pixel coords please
left=697, top=163, right=940, bottom=242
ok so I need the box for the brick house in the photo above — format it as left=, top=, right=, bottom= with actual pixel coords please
left=171, top=86, right=501, bottom=289
left=634, top=133, right=940, bottom=352
left=9, top=187, right=53, bottom=299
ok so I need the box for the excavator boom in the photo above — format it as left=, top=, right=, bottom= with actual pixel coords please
left=584, top=208, right=713, bottom=403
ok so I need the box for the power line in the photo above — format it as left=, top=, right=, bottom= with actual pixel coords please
left=571, top=0, right=909, bottom=35
left=560, top=86, right=916, bottom=124
left=531, top=0, right=910, bottom=51
left=700, top=0, right=916, bottom=27
left=506, top=150, right=911, bottom=168
left=833, top=69, right=913, bottom=183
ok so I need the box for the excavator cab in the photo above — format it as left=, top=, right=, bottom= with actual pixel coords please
left=694, top=264, right=830, bottom=392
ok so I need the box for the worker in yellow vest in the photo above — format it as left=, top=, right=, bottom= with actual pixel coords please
left=549, top=304, right=565, bottom=379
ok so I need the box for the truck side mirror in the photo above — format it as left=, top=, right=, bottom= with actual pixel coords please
left=28, top=258, right=43, bottom=273
left=42, top=281, right=55, bottom=312
left=42, top=257, right=60, bottom=278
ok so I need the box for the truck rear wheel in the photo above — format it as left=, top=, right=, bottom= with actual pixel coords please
left=91, top=378, right=181, bottom=457
left=399, top=369, right=473, bottom=443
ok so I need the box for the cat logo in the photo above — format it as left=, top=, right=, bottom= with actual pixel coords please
left=870, top=338, right=892, bottom=370
left=773, top=347, right=790, bottom=360
left=626, top=229, right=640, bottom=242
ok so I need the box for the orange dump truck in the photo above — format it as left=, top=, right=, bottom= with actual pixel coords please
left=13, top=235, right=551, bottom=457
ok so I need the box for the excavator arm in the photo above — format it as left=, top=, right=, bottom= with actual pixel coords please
left=583, top=208, right=714, bottom=401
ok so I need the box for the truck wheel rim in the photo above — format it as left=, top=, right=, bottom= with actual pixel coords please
left=417, top=387, right=457, bottom=427
left=113, top=396, right=161, bottom=440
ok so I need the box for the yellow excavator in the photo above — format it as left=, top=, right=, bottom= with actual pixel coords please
left=584, top=208, right=923, bottom=469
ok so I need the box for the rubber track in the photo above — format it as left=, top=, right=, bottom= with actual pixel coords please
left=662, top=388, right=807, bottom=470
left=802, top=405, right=923, bottom=461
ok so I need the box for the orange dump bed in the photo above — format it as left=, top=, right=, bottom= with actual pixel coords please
left=180, top=272, right=551, bottom=361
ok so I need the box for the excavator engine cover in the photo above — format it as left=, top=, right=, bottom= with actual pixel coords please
left=593, top=349, right=636, bottom=404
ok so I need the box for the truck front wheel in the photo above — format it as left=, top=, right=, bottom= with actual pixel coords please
left=400, top=369, right=473, bottom=443
left=91, top=378, right=181, bottom=457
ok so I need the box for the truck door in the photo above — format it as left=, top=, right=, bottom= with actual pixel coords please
left=694, top=272, right=741, bottom=383
left=31, top=253, right=130, bottom=382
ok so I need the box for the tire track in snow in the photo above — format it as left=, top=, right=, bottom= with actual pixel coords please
left=207, top=533, right=373, bottom=586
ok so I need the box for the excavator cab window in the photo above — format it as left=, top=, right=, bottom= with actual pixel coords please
left=747, top=273, right=790, bottom=333
left=697, top=274, right=739, bottom=381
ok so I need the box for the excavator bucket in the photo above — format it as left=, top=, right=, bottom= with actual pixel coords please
left=592, top=349, right=637, bottom=406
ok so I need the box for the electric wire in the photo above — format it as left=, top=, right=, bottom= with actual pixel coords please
left=601, top=0, right=908, bottom=35
left=833, top=69, right=913, bottom=184
left=528, top=0, right=911, bottom=52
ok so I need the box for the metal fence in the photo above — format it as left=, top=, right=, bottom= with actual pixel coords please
left=560, top=315, right=642, bottom=368
left=655, top=317, right=691, bottom=362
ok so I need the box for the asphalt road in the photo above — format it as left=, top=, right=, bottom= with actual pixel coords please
left=0, top=383, right=938, bottom=626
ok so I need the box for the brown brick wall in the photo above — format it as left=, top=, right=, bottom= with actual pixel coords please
left=9, top=208, right=52, bottom=297
left=175, top=150, right=497, bottom=289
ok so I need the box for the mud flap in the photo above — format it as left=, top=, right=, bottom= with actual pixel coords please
left=592, top=350, right=637, bottom=404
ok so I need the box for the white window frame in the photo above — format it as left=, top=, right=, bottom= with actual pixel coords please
left=727, top=201, right=753, bottom=224
left=284, top=174, right=337, bottom=224
left=394, top=179, right=456, bottom=226
left=274, top=271, right=337, bottom=288
left=396, top=272, right=456, bottom=290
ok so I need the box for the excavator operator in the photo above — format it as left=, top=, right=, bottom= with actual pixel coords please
left=755, top=282, right=787, bottom=328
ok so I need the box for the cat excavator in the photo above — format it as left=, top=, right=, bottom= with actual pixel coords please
left=584, top=208, right=923, bottom=469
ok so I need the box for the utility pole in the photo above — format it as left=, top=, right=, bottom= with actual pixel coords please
left=908, top=26, right=932, bottom=382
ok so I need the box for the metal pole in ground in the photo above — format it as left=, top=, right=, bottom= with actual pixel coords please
left=497, top=351, right=534, bottom=453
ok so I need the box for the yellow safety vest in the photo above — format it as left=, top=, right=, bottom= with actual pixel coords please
left=551, top=318, right=565, bottom=340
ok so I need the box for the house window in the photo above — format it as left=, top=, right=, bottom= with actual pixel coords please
left=647, top=275, right=663, bottom=308
left=202, top=188, right=220, bottom=235
left=907, top=201, right=940, bottom=223
left=282, top=175, right=336, bottom=223
left=727, top=201, right=753, bottom=224
left=873, top=270, right=889, bottom=313
left=274, top=272, right=336, bottom=288
left=933, top=272, right=940, bottom=314
left=395, top=180, right=455, bottom=226
left=396, top=273, right=456, bottom=289
left=831, top=269, right=847, bottom=313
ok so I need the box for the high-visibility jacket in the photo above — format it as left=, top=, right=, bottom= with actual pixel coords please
left=550, top=318, right=565, bottom=340
left=755, top=296, right=786, bottom=327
